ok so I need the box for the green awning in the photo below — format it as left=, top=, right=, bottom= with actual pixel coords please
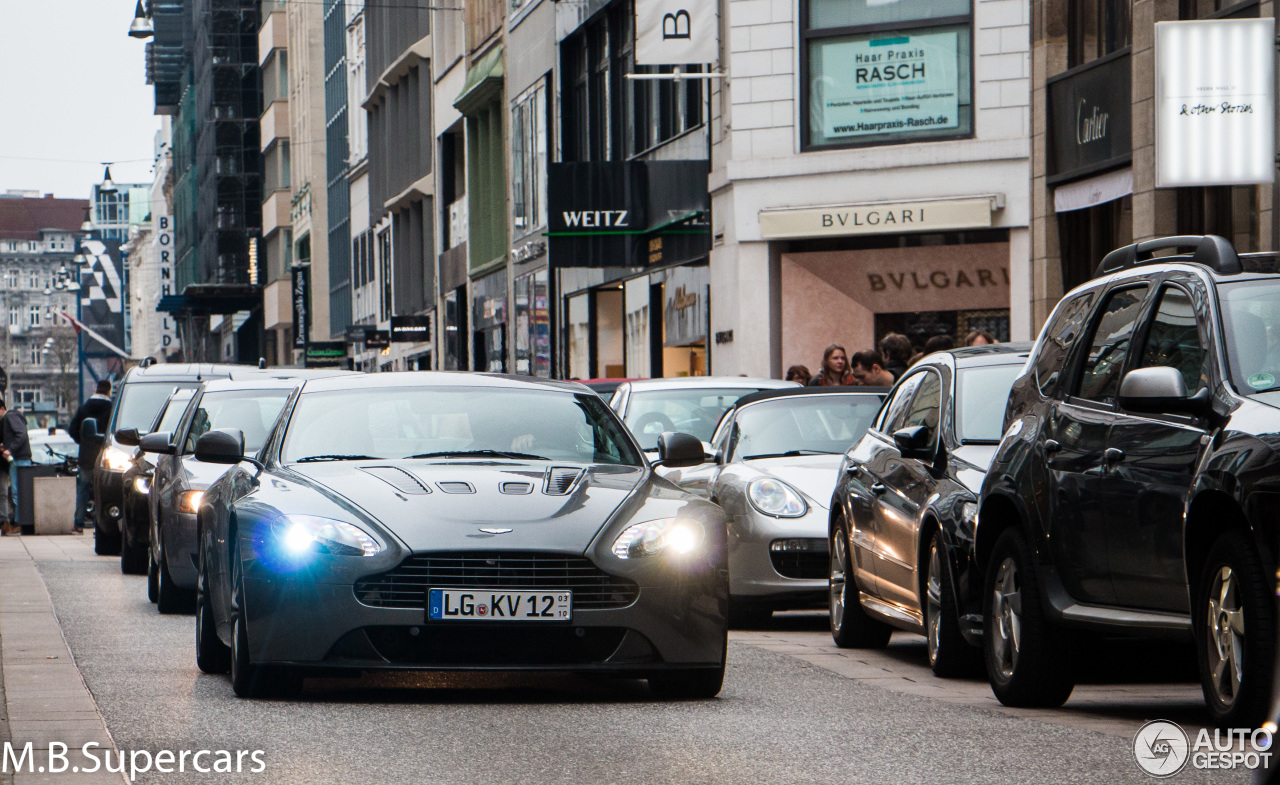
left=454, top=45, right=504, bottom=115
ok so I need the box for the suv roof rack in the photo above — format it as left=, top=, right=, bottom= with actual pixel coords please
left=1095, top=235, right=1241, bottom=278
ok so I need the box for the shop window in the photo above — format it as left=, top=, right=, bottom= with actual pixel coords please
left=377, top=228, right=392, bottom=322
left=511, top=81, right=548, bottom=237
left=1058, top=195, right=1132, bottom=295
left=1178, top=0, right=1259, bottom=19
left=444, top=286, right=467, bottom=371
left=1177, top=187, right=1257, bottom=253
left=472, top=269, right=508, bottom=374
left=514, top=270, right=551, bottom=377
left=802, top=0, right=972, bottom=150
left=1067, top=0, right=1131, bottom=68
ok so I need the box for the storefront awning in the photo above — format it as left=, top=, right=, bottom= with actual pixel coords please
left=1053, top=167, right=1133, bottom=213
left=454, top=45, right=504, bottom=115
left=157, top=284, right=261, bottom=315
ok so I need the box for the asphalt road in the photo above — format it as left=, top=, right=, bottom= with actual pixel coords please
left=34, top=552, right=1244, bottom=785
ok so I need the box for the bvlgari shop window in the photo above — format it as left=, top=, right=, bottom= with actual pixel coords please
left=803, top=0, right=973, bottom=150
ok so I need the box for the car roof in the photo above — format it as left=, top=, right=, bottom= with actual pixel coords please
left=732, top=386, right=889, bottom=407
left=296, top=371, right=592, bottom=394
left=120, top=363, right=250, bottom=383
left=947, top=342, right=1035, bottom=368
left=622, top=377, right=798, bottom=392
left=199, top=377, right=312, bottom=394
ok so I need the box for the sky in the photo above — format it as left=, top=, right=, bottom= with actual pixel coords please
left=0, top=0, right=160, bottom=201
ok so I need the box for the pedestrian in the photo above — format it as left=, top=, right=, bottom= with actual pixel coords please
left=0, top=397, right=31, bottom=535
left=879, top=333, right=914, bottom=380
left=69, top=380, right=113, bottom=534
left=851, top=351, right=895, bottom=387
left=808, top=345, right=855, bottom=386
left=784, top=365, right=812, bottom=386
left=965, top=329, right=997, bottom=346
left=924, top=334, right=955, bottom=354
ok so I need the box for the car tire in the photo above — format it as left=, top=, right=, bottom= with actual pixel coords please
left=829, top=518, right=892, bottom=649
left=925, top=530, right=982, bottom=678
left=1195, top=529, right=1275, bottom=728
left=195, top=547, right=230, bottom=675
left=726, top=601, right=772, bottom=629
left=649, top=665, right=725, bottom=700
left=146, top=550, right=159, bottom=604
left=121, top=540, right=147, bottom=575
left=156, top=546, right=196, bottom=615
left=983, top=528, right=1074, bottom=708
left=94, top=525, right=121, bottom=556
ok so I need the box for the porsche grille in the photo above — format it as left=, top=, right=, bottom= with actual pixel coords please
left=353, top=552, right=640, bottom=611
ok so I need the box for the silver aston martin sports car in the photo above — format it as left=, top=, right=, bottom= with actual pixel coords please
left=665, top=387, right=885, bottom=625
left=192, top=373, right=728, bottom=699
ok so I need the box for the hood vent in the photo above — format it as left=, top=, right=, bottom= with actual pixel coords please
left=500, top=481, right=533, bottom=495
left=437, top=481, right=476, bottom=495
left=361, top=466, right=430, bottom=495
left=543, top=467, right=582, bottom=496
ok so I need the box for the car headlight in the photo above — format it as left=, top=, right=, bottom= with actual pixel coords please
left=273, top=515, right=382, bottom=557
left=961, top=501, right=978, bottom=526
left=177, top=490, right=203, bottom=513
left=133, top=477, right=151, bottom=495
left=100, top=445, right=132, bottom=473
left=611, top=518, right=705, bottom=559
left=747, top=478, right=808, bottom=518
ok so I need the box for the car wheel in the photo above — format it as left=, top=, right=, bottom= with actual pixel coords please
left=726, top=601, right=772, bottom=629
left=649, top=665, right=725, bottom=700
left=925, top=531, right=982, bottom=678
left=983, top=528, right=1074, bottom=707
left=1195, top=530, right=1274, bottom=728
left=829, top=517, right=892, bottom=649
left=195, top=546, right=230, bottom=675
left=121, top=539, right=147, bottom=575
left=146, top=550, right=159, bottom=604
left=156, top=545, right=196, bottom=614
left=94, top=524, right=121, bottom=556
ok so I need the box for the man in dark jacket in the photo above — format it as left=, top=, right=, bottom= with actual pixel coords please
left=69, top=380, right=113, bottom=533
left=0, top=397, right=32, bottom=534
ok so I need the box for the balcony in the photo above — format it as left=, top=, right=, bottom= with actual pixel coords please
left=259, top=101, right=290, bottom=150
left=258, top=6, right=287, bottom=65
left=261, top=189, right=291, bottom=237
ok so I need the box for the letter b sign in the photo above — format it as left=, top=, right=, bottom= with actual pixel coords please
left=663, top=9, right=691, bottom=39
left=635, top=0, right=716, bottom=66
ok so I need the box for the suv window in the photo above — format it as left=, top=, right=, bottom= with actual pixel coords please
left=1219, top=279, right=1280, bottom=393
left=1075, top=286, right=1149, bottom=404
left=900, top=372, right=942, bottom=445
left=878, top=373, right=925, bottom=434
left=1035, top=291, right=1096, bottom=396
left=1137, top=286, right=1206, bottom=394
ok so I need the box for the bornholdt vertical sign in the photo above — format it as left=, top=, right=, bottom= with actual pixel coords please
left=1156, top=19, right=1275, bottom=187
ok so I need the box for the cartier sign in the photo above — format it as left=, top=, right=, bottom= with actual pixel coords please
left=758, top=197, right=996, bottom=241
left=1048, top=53, right=1132, bottom=183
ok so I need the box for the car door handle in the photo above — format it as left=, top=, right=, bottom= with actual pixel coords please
left=870, top=482, right=887, bottom=495
left=1104, top=447, right=1125, bottom=466
left=1043, top=439, right=1061, bottom=455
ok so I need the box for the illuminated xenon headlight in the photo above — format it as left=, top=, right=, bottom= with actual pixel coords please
left=176, top=490, right=204, bottom=513
left=273, top=515, right=382, bottom=557
left=747, top=478, right=808, bottom=518
left=961, top=501, right=978, bottom=527
left=100, top=445, right=132, bottom=473
left=133, top=476, right=151, bottom=495
left=612, top=518, right=705, bottom=559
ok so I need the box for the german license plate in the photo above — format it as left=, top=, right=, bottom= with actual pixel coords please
left=427, top=589, right=572, bottom=622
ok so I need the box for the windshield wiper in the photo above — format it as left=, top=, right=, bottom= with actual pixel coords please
left=743, top=449, right=837, bottom=460
left=294, top=454, right=379, bottom=463
left=407, top=450, right=550, bottom=461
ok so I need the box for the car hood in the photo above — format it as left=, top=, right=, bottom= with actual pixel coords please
left=742, top=454, right=843, bottom=510
left=180, top=456, right=235, bottom=491
left=950, top=444, right=997, bottom=493
left=284, top=461, right=649, bottom=552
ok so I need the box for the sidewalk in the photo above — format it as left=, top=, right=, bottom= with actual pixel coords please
left=0, top=536, right=124, bottom=784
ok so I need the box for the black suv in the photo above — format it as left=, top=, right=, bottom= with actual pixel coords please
left=978, top=235, right=1278, bottom=727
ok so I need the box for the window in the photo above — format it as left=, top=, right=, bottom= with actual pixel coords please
left=1068, top=0, right=1132, bottom=68
left=511, top=81, right=547, bottom=236
left=27, top=270, right=39, bottom=289
left=1137, top=287, right=1206, bottom=395
left=378, top=229, right=392, bottom=322
left=1179, top=0, right=1260, bottom=19
left=263, top=50, right=288, bottom=105
left=27, top=305, right=39, bottom=328
left=28, top=346, right=40, bottom=366
left=1035, top=291, right=1098, bottom=396
left=1075, top=286, right=1148, bottom=403
left=900, top=371, right=942, bottom=445
left=8, top=346, right=17, bottom=366
left=4, top=268, right=16, bottom=288
left=7, top=306, right=17, bottom=327
left=803, top=0, right=973, bottom=150
left=878, top=373, right=925, bottom=433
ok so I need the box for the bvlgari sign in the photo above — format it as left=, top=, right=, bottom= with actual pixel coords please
left=758, top=196, right=998, bottom=241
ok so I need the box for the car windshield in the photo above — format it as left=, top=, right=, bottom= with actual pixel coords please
left=280, top=387, right=643, bottom=466
left=1219, top=280, right=1280, bottom=394
left=732, top=395, right=881, bottom=460
left=625, top=387, right=764, bottom=450
left=32, top=436, right=78, bottom=465
left=112, top=382, right=198, bottom=432
left=185, top=390, right=294, bottom=455
left=955, top=365, right=1023, bottom=443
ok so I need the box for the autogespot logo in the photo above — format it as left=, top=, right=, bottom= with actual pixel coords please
left=1133, top=721, right=1190, bottom=778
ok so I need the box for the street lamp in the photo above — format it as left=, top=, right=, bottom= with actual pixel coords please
left=79, top=208, right=93, bottom=234
left=128, top=1, right=154, bottom=39
left=99, top=166, right=117, bottom=195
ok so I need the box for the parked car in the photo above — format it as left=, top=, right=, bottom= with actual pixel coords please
left=668, top=387, right=885, bottom=625
left=828, top=345, right=1031, bottom=676
left=609, top=377, right=799, bottom=456
left=580, top=379, right=639, bottom=400
left=28, top=428, right=78, bottom=467
left=191, top=373, right=727, bottom=699
left=143, top=378, right=305, bottom=612
left=979, top=235, right=1280, bottom=727
left=118, top=388, right=198, bottom=574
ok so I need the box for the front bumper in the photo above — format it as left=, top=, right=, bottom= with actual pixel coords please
left=161, top=511, right=199, bottom=588
left=93, top=470, right=125, bottom=534
left=239, top=547, right=728, bottom=672
left=728, top=508, right=829, bottom=608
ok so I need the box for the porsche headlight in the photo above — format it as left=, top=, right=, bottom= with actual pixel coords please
left=747, top=478, right=808, bottom=518
left=273, top=515, right=382, bottom=557
left=611, top=518, right=705, bottom=559
left=177, top=490, right=204, bottom=513
left=100, top=445, right=132, bottom=473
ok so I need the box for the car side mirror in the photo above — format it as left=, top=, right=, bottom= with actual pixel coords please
left=80, top=418, right=104, bottom=449
left=1119, top=367, right=1211, bottom=415
left=892, top=425, right=935, bottom=460
left=194, top=428, right=245, bottom=465
left=654, top=431, right=706, bottom=468
left=139, top=431, right=176, bottom=455
left=114, top=428, right=141, bottom=447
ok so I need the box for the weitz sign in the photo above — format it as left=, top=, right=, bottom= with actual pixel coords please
left=634, top=0, right=717, bottom=66
left=1155, top=19, right=1275, bottom=187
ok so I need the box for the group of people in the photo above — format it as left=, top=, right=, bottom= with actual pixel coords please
left=0, top=396, right=33, bottom=536
left=786, top=330, right=998, bottom=388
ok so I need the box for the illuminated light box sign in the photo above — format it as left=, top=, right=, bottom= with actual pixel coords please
left=818, top=30, right=961, bottom=140
left=1156, top=19, right=1276, bottom=188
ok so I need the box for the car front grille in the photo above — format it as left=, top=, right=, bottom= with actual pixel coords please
left=770, top=550, right=829, bottom=580
left=358, top=626, right=631, bottom=666
left=353, top=551, right=640, bottom=611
